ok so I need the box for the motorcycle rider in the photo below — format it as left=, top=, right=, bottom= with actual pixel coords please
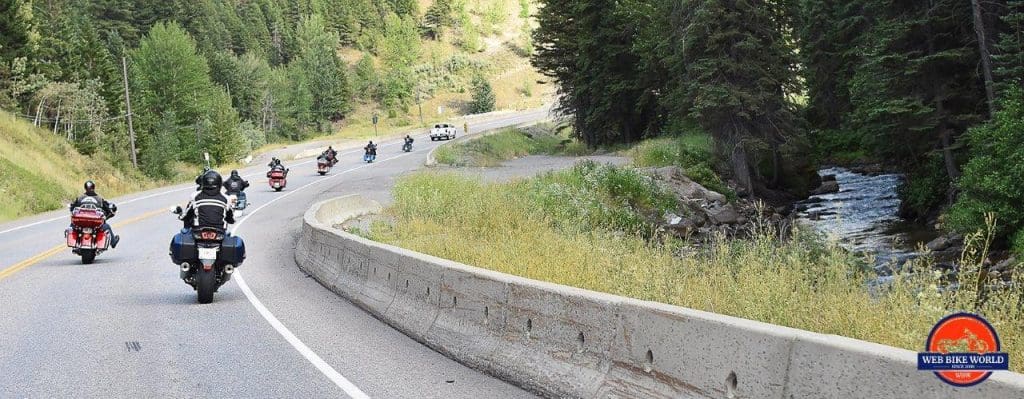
left=181, top=170, right=235, bottom=230
left=222, top=170, right=249, bottom=207
left=223, top=170, right=249, bottom=194
left=267, top=157, right=288, bottom=177
left=69, top=181, right=119, bottom=248
left=403, top=135, right=414, bottom=149
left=326, top=146, right=338, bottom=165
left=365, top=141, right=378, bottom=156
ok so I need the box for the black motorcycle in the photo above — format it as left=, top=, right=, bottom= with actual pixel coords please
left=169, top=207, right=246, bottom=304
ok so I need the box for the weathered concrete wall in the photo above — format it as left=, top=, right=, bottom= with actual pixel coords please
left=295, top=195, right=1024, bottom=399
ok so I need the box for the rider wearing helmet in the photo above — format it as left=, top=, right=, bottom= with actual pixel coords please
left=70, top=181, right=120, bottom=248
left=326, top=146, right=338, bottom=165
left=181, top=170, right=235, bottom=230
left=365, top=141, right=377, bottom=156
left=267, top=157, right=288, bottom=177
left=222, top=170, right=249, bottom=195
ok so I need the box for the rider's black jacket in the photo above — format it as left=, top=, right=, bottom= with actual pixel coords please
left=182, top=189, right=235, bottom=230
left=365, top=144, right=378, bottom=155
left=70, top=193, right=116, bottom=217
left=223, top=177, right=249, bottom=194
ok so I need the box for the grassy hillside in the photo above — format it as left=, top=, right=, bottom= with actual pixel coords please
left=0, top=112, right=153, bottom=221
left=337, top=0, right=553, bottom=133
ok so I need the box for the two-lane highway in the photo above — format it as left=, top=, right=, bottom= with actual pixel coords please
left=0, top=109, right=549, bottom=398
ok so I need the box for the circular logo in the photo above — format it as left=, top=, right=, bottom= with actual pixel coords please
left=925, top=313, right=1001, bottom=387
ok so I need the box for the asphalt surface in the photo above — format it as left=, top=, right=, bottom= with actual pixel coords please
left=0, top=109, right=550, bottom=398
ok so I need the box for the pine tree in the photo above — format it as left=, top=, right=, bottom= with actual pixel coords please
left=845, top=0, right=986, bottom=215
left=993, top=1, right=1024, bottom=97
left=132, top=22, right=246, bottom=176
left=651, top=0, right=801, bottom=194
left=797, top=0, right=868, bottom=130
left=468, top=75, right=495, bottom=114
left=532, top=0, right=656, bottom=146
left=295, top=14, right=350, bottom=127
left=422, top=0, right=453, bottom=40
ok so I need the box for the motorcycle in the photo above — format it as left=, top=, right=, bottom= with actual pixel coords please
left=170, top=207, right=246, bottom=304
left=317, top=157, right=332, bottom=176
left=267, top=169, right=288, bottom=191
left=364, top=151, right=376, bottom=163
left=66, top=204, right=113, bottom=264
left=402, top=142, right=413, bottom=152
left=228, top=191, right=248, bottom=213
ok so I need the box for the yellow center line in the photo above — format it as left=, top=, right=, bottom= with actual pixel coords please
left=0, top=207, right=174, bottom=282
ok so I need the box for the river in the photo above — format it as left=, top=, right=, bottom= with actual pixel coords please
left=794, top=167, right=938, bottom=274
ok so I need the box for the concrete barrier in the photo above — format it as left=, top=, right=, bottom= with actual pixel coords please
left=295, top=195, right=1024, bottom=398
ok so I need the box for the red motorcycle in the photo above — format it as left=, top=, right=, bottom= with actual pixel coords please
left=66, top=205, right=112, bottom=264
left=268, top=169, right=288, bottom=192
left=317, top=157, right=332, bottom=176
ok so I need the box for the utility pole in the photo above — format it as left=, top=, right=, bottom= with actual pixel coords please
left=122, top=57, right=138, bottom=169
left=416, top=89, right=424, bottom=126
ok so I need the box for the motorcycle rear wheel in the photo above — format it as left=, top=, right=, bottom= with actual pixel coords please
left=80, top=249, right=96, bottom=264
left=197, top=268, right=216, bottom=304
left=318, top=171, right=326, bottom=176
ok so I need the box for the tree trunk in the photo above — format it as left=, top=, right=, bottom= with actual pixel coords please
left=727, top=122, right=753, bottom=196
left=971, top=0, right=996, bottom=115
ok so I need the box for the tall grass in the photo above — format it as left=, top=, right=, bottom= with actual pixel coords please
left=371, top=169, right=1024, bottom=371
left=627, top=132, right=735, bottom=200
left=0, top=112, right=156, bottom=221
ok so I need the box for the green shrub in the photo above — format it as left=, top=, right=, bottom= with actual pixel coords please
left=628, top=132, right=736, bottom=200
left=529, top=161, right=677, bottom=235
left=947, top=87, right=1024, bottom=244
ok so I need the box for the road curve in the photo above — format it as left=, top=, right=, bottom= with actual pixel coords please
left=0, top=109, right=549, bottom=398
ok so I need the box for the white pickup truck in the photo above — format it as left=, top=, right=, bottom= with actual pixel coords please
left=429, top=123, right=458, bottom=141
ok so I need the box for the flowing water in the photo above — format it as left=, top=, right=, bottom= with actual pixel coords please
left=795, top=167, right=938, bottom=274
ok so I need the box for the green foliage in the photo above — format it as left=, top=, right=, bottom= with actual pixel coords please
left=131, top=22, right=245, bottom=177
left=628, top=132, right=736, bottom=201
left=468, top=75, right=495, bottom=114
left=947, top=88, right=1024, bottom=244
left=377, top=13, right=420, bottom=110
left=994, top=1, right=1024, bottom=98
left=296, top=14, right=350, bottom=126
left=353, top=53, right=377, bottom=98
left=422, top=0, right=454, bottom=40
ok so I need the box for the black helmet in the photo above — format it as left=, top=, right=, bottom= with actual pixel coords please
left=201, top=170, right=222, bottom=191
left=230, top=170, right=239, bottom=178
left=84, top=180, right=96, bottom=194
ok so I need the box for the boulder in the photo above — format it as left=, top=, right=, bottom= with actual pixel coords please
left=811, top=180, right=840, bottom=195
left=991, top=257, right=1018, bottom=274
left=926, top=234, right=964, bottom=252
left=647, top=166, right=728, bottom=204
left=707, top=204, right=740, bottom=225
left=661, top=212, right=704, bottom=237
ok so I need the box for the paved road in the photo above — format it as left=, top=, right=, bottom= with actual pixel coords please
left=0, top=109, right=550, bottom=398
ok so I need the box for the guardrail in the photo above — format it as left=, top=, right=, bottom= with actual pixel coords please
left=295, top=195, right=1024, bottom=398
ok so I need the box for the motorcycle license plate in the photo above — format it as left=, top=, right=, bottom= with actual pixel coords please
left=274, top=183, right=281, bottom=188
left=198, top=247, right=218, bottom=260
left=82, top=228, right=94, bottom=234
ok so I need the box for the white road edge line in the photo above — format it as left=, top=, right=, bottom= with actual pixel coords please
left=229, top=151, right=416, bottom=399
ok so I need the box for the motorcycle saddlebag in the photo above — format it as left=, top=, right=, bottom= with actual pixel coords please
left=169, top=229, right=198, bottom=265
left=217, top=235, right=246, bottom=266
